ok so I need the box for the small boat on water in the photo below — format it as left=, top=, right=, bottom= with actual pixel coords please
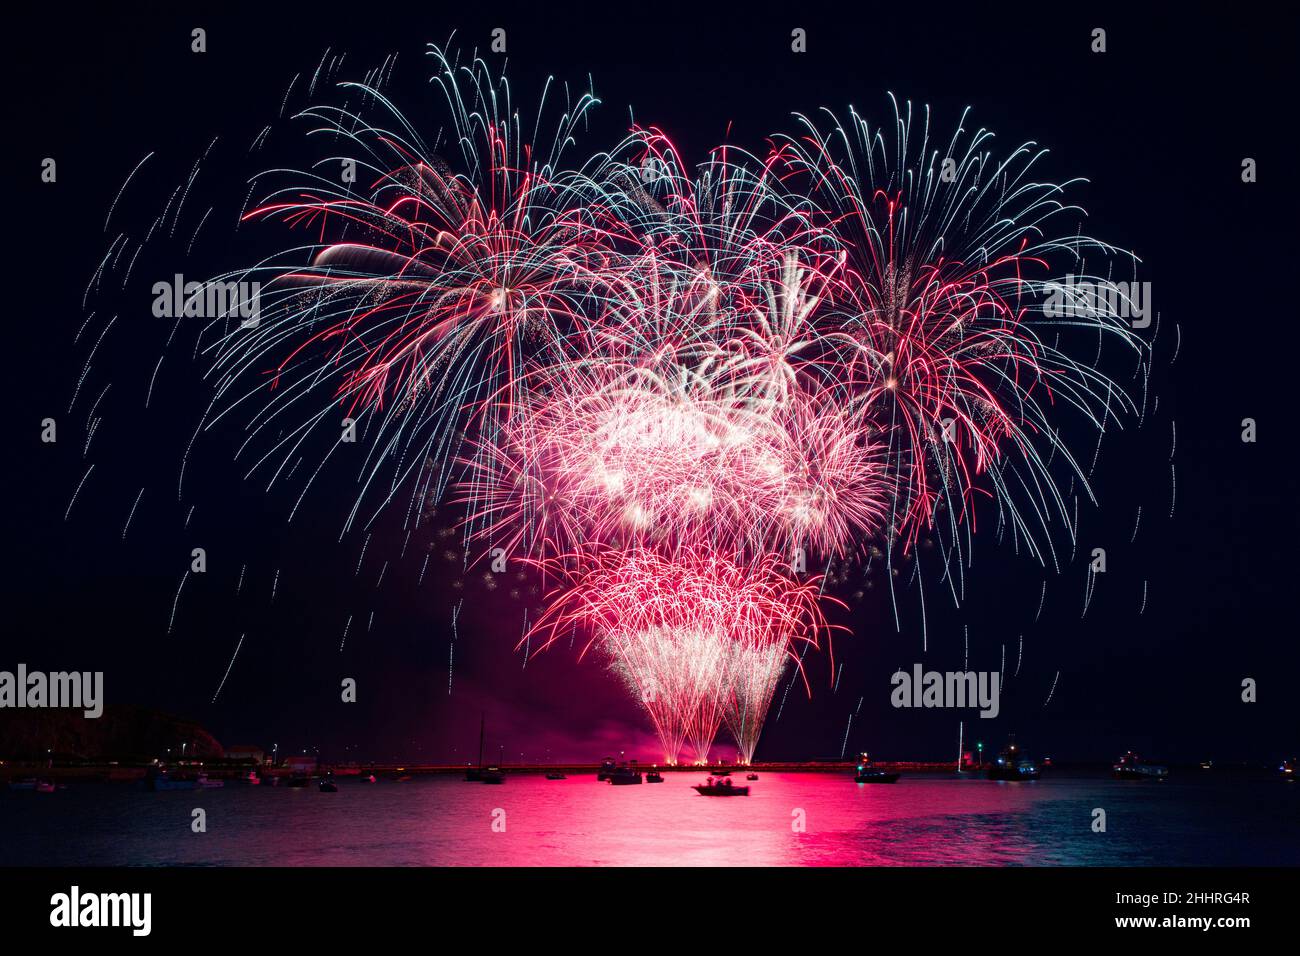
left=1200, top=759, right=1214, bottom=770
left=147, top=770, right=199, bottom=791
left=746, top=772, right=759, bottom=781
left=197, top=774, right=224, bottom=789
left=693, top=777, right=748, bottom=796
left=596, top=757, right=618, bottom=781
left=480, top=766, right=505, bottom=784
left=35, top=779, right=57, bottom=793
left=608, top=766, right=642, bottom=785
left=358, top=772, right=377, bottom=783
left=646, top=770, right=664, bottom=783
left=465, top=713, right=490, bottom=781
left=711, top=769, right=732, bottom=777
left=1279, top=758, right=1295, bottom=780
left=319, top=778, right=338, bottom=793
left=1112, top=752, right=1168, bottom=780
left=986, top=740, right=1040, bottom=781
left=855, top=753, right=900, bottom=783
left=545, top=772, right=567, bottom=780
left=854, top=769, right=899, bottom=783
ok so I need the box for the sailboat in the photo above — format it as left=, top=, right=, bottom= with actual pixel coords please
left=464, top=713, right=487, bottom=781
left=480, top=745, right=506, bottom=784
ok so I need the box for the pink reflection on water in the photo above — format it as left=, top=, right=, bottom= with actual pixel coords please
left=386, top=772, right=1071, bottom=866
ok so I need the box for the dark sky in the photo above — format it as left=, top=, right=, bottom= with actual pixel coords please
left=8, top=2, right=1298, bottom=765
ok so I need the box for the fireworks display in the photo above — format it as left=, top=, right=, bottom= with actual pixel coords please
left=86, top=46, right=1148, bottom=765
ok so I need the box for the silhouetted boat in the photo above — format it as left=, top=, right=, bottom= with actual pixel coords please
left=481, top=766, right=505, bottom=784
left=693, top=778, right=747, bottom=796
left=319, top=778, right=338, bottom=792
left=465, top=713, right=488, bottom=781
left=545, top=772, right=566, bottom=780
left=147, top=770, right=199, bottom=791
left=608, top=766, right=642, bottom=785
left=646, top=770, right=664, bottom=783
left=358, top=772, right=377, bottom=783
left=987, top=739, right=1040, bottom=780
left=855, top=753, right=901, bottom=783
left=746, top=772, right=759, bottom=781
left=596, top=757, right=618, bottom=781
left=1278, top=758, right=1295, bottom=780
left=855, top=769, right=899, bottom=783
left=1113, top=752, right=1168, bottom=780
left=34, top=779, right=57, bottom=793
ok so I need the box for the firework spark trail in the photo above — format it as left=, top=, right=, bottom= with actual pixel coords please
left=65, top=464, right=95, bottom=521
left=104, top=152, right=155, bottom=233
left=121, top=487, right=145, bottom=539
left=211, top=633, right=245, bottom=703
left=1044, top=670, right=1061, bottom=707
left=530, top=547, right=837, bottom=763
left=167, top=569, right=189, bottom=635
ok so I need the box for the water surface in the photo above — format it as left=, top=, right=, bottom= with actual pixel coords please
left=3, top=771, right=1296, bottom=866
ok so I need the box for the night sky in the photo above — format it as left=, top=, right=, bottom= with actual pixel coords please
left=9, top=3, right=1297, bottom=766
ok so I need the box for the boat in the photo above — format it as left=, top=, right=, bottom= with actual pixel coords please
left=646, top=770, right=664, bottom=783
left=1112, top=752, right=1168, bottom=780
left=854, top=753, right=900, bottom=783
left=7, top=778, right=38, bottom=791
left=319, top=778, right=338, bottom=793
left=480, top=766, right=505, bottom=784
left=358, top=771, right=377, bottom=783
left=146, top=769, right=199, bottom=791
left=693, top=777, right=748, bottom=796
left=545, top=772, right=567, bottom=780
left=746, top=772, right=759, bottom=781
left=596, top=757, right=618, bottom=781
left=1200, top=760, right=1214, bottom=770
left=465, top=713, right=489, bottom=781
left=711, top=769, right=732, bottom=777
left=986, top=739, right=1040, bottom=780
left=608, top=766, right=642, bottom=785
left=197, top=774, right=224, bottom=789
left=1281, top=758, right=1296, bottom=780
left=854, top=769, right=899, bottom=783
left=35, top=779, right=57, bottom=793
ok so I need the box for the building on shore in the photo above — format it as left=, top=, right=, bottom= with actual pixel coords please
left=281, top=754, right=318, bottom=774
left=223, top=745, right=266, bottom=765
